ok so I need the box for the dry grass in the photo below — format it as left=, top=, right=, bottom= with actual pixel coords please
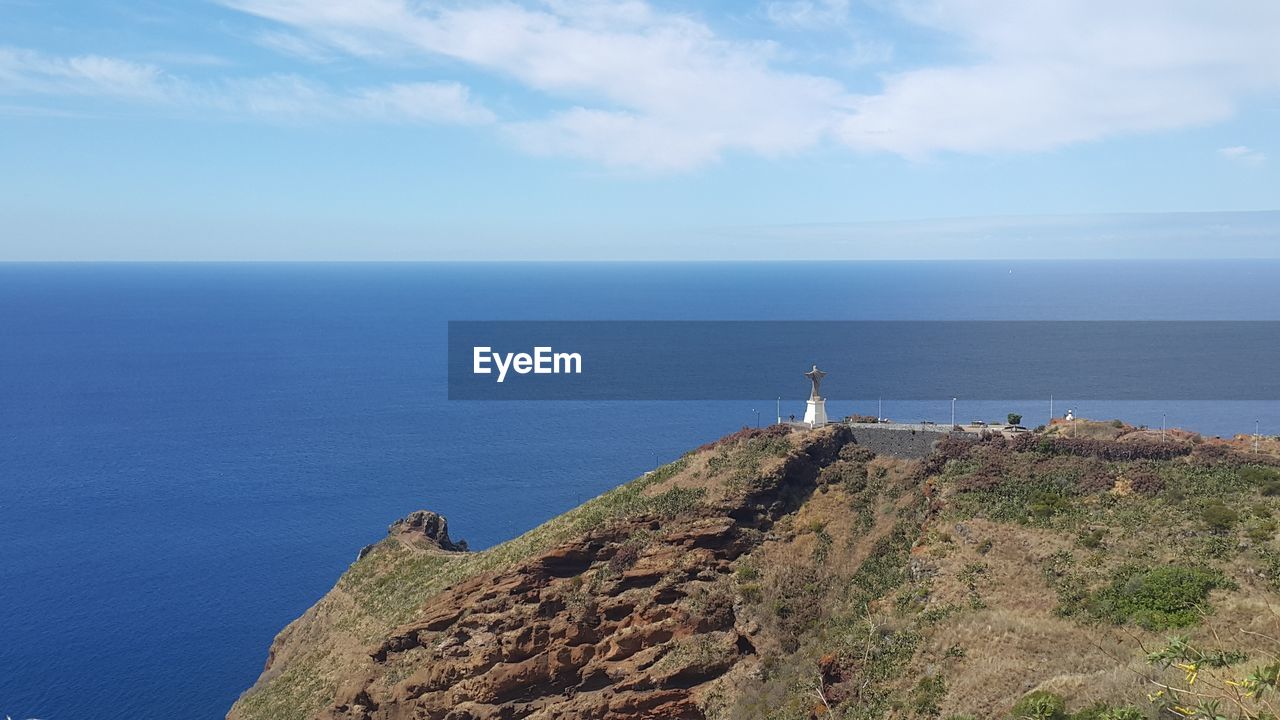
left=232, top=426, right=1280, bottom=720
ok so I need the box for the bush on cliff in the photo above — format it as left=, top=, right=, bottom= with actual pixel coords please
left=1091, top=565, right=1230, bottom=630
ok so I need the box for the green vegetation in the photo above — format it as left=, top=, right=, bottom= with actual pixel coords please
left=1141, top=635, right=1280, bottom=720
left=910, top=675, right=948, bottom=717
left=1089, top=565, right=1230, bottom=630
left=1240, top=466, right=1280, bottom=496
left=1011, top=690, right=1066, bottom=720
left=708, top=430, right=793, bottom=491
left=1002, top=692, right=1145, bottom=720
left=1203, top=500, right=1241, bottom=534
left=1008, top=413, right=1023, bottom=426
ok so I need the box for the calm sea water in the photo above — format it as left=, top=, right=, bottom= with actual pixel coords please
left=2, top=261, right=1279, bottom=720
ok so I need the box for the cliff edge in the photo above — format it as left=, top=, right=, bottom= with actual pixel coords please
left=231, top=421, right=1280, bottom=720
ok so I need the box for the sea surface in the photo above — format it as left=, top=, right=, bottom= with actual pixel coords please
left=2, top=261, right=1279, bottom=720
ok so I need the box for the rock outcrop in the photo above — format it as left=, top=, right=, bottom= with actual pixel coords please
left=232, top=425, right=854, bottom=720
left=389, top=510, right=468, bottom=552
left=323, top=427, right=849, bottom=720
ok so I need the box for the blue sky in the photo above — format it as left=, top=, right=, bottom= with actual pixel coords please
left=1, top=0, right=1278, bottom=260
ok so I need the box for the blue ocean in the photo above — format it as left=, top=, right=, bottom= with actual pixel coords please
left=2, top=261, right=1279, bottom=720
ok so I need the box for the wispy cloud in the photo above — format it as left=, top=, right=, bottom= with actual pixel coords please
left=1219, top=145, right=1266, bottom=167
left=6, top=1, right=1280, bottom=171
left=215, top=0, right=857, bottom=170
left=837, top=1, right=1280, bottom=157
left=0, top=47, right=167, bottom=100
left=764, top=0, right=851, bottom=30
left=215, top=0, right=1280, bottom=169
left=0, top=46, right=493, bottom=126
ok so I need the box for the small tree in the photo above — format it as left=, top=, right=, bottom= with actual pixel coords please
left=1008, top=413, right=1023, bottom=426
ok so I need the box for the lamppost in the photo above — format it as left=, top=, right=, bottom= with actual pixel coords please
left=752, top=408, right=760, bottom=428
left=878, top=397, right=883, bottom=422
left=1162, top=414, right=1166, bottom=443
left=951, top=397, right=957, bottom=428
left=1257, top=419, right=1262, bottom=455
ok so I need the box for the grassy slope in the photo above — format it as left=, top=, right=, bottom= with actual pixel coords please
left=729, top=428, right=1280, bottom=720
left=229, top=427, right=799, bottom=720
left=231, top=422, right=1280, bottom=720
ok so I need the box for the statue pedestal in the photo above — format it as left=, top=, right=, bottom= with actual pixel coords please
left=803, top=398, right=828, bottom=427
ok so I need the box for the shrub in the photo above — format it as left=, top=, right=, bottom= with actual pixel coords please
left=1248, top=517, right=1278, bottom=542
left=1139, top=635, right=1280, bottom=720
left=1202, top=501, right=1239, bottom=533
left=818, top=460, right=867, bottom=491
left=1011, top=432, right=1038, bottom=451
left=1042, top=436, right=1191, bottom=461
left=954, top=470, right=1004, bottom=493
left=1029, top=491, right=1074, bottom=521
left=1078, top=528, right=1105, bottom=550
left=1240, top=466, right=1280, bottom=496
left=910, top=675, right=948, bottom=716
left=1093, top=565, right=1229, bottom=630
left=1076, top=467, right=1116, bottom=493
left=838, top=443, right=877, bottom=463
left=1127, top=469, right=1165, bottom=496
left=1011, top=690, right=1067, bottom=720
left=696, top=424, right=791, bottom=453
left=1008, top=413, right=1023, bottom=426
left=1111, top=419, right=1125, bottom=429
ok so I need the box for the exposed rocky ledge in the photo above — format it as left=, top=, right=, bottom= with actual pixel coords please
left=359, top=510, right=469, bottom=560
left=389, top=510, right=469, bottom=552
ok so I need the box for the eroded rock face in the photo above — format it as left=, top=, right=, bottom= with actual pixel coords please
left=324, top=428, right=853, bottom=720
left=329, top=514, right=756, bottom=720
left=390, top=510, right=468, bottom=552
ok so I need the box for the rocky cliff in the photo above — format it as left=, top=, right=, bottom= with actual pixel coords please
left=231, top=421, right=1280, bottom=720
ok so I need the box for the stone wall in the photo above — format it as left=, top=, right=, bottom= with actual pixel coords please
left=845, top=424, right=977, bottom=459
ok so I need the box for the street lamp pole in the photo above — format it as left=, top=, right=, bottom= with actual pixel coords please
left=1257, top=419, right=1261, bottom=455
left=1162, top=414, right=1166, bottom=443
left=878, top=397, right=883, bottom=422
left=776, top=396, right=781, bottom=425
left=951, top=397, right=957, bottom=428
left=753, top=408, right=759, bottom=428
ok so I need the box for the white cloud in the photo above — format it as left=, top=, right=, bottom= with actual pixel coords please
left=350, top=82, right=495, bottom=125
left=838, top=0, right=1280, bottom=156
left=765, top=0, right=851, bottom=30
left=217, top=0, right=857, bottom=170
left=7, top=1, right=1280, bottom=171
left=1219, top=145, right=1266, bottom=167
left=0, top=47, right=167, bottom=99
left=217, top=0, right=1280, bottom=169
left=0, top=46, right=493, bottom=126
